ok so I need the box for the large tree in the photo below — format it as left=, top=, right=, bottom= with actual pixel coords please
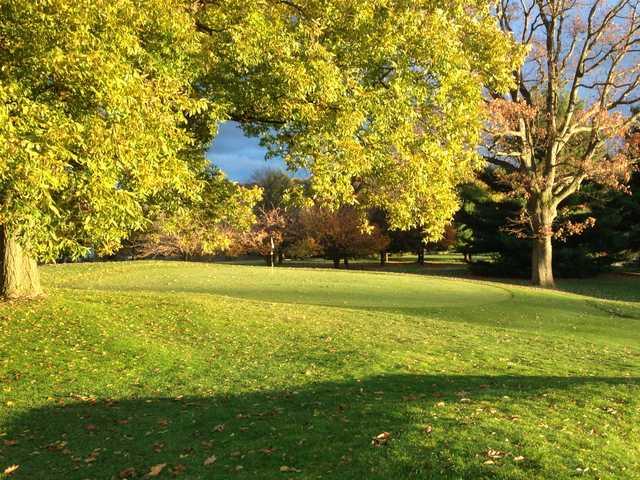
left=0, top=0, right=215, bottom=298
left=487, top=0, right=640, bottom=287
left=2, top=0, right=519, bottom=299
left=197, top=0, right=520, bottom=237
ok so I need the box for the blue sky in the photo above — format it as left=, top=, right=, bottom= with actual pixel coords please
left=207, top=121, right=289, bottom=183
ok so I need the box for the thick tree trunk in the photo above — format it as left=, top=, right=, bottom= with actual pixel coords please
left=332, top=257, right=340, bottom=268
left=531, top=234, right=554, bottom=288
left=343, top=258, right=349, bottom=269
left=529, top=194, right=556, bottom=288
left=0, top=226, right=43, bottom=299
left=417, top=246, right=425, bottom=265
left=380, top=251, right=388, bottom=266
left=277, top=251, right=284, bottom=265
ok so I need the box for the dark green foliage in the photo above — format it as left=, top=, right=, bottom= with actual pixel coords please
left=248, top=168, right=295, bottom=210
left=456, top=169, right=640, bottom=278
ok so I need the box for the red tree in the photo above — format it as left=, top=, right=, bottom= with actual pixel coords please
left=487, top=0, right=639, bottom=287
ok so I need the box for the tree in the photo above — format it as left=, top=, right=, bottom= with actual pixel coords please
left=455, top=168, right=640, bottom=278
left=135, top=168, right=260, bottom=260
left=0, top=0, right=210, bottom=298
left=369, top=209, right=426, bottom=264
left=197, top=0, right=520, bottom=238
left=295, top=206, right=389, bottom=268
left=2, top=0, right=521, bottom=299
left=239, top=208, right=288, bottom=266
left=249, top=168, right=295, bottom=211
left=487, top=0, right=640, bottom=287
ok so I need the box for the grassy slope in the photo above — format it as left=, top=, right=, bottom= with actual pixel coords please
left=1, top=261, right=639, bottom=479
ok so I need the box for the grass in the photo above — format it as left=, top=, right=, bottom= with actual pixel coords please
left=1, top=261, right=639, bottom=479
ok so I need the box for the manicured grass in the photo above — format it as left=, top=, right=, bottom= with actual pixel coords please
left=1, top=261, right=639, bottom=479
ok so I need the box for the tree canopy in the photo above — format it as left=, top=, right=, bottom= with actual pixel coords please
left=1, top=0, right=520, bottom=297
left=486, top=0, right=640, bottom=286
left=197, top=0, right=520, bottom=238
left=0, top=0, right=214, bottom=262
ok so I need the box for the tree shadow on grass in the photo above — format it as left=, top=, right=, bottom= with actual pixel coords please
left=2, top=375, right=638, bottom=480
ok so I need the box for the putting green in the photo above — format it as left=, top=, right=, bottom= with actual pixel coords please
left=42, top=261, right=511, bottom=311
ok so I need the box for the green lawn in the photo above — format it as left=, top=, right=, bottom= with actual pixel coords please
left=1, top=262, right=639, bottom=479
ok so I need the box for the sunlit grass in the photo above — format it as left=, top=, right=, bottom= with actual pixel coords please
left=1, top=261, right=639, bottom=479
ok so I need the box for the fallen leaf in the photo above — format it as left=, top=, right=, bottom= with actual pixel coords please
left=280, top=465, right=302, bottom=472
left=486, top=449, right=505, bottom=459
left=514, top=456, right=525, bottom=462
left=3, top=439, right=17, bottom=446
left=148, top=463, right=167, bottom=476
left=84, top=449, right=100, bottom=463
left=3, top=465, right=19, bottom=476
left=170, top=464, right=186, bottom=476
left=371, top=431, right=391, bottom=447
left=213, top=424, right=225, bottom=432
left=203, top=455, right=217, bottom=466
left=152, top=442, right=165, bottom=453
left=119, top=467, right=136, bottom=479
left=46, top=440, right=68, bottom=452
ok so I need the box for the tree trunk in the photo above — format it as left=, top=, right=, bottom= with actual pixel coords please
left=531, top=234, right=554, bottom=288
left=0, top=226, right=43, bottom=299
left=380, top=251, right=388, bottom=266
left=278, top=251, right=284, bottom=265
left=417, top=246, right=425, bottom=265
left=333, top=257, right=340, bottom=268
left=268, top=236, right=275, bottom=267
left=343, top=258, right=349, bottom=268
left=529, top=194, right=556, bottom=288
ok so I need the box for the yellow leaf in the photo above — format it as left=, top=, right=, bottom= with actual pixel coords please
left=3, top=465, right=19, bottom=476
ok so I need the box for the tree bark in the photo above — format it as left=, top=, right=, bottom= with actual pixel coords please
left=0, top=226, right=43, bottom=299
left=343, top=258, right=349, bottom=269
left=380, top=251, right=388, bottom=265
left=332, top=257, right=340, bottom=268
left=529, top=195, right=556, bottom=288
left=531, top=234, right=554, bottom=288
left=417, top=246, right=425, bottom=265
left=277, top=251, right=284, bottom=264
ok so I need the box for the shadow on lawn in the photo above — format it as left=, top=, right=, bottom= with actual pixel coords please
left=2, top=374, right=638, bottom=480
